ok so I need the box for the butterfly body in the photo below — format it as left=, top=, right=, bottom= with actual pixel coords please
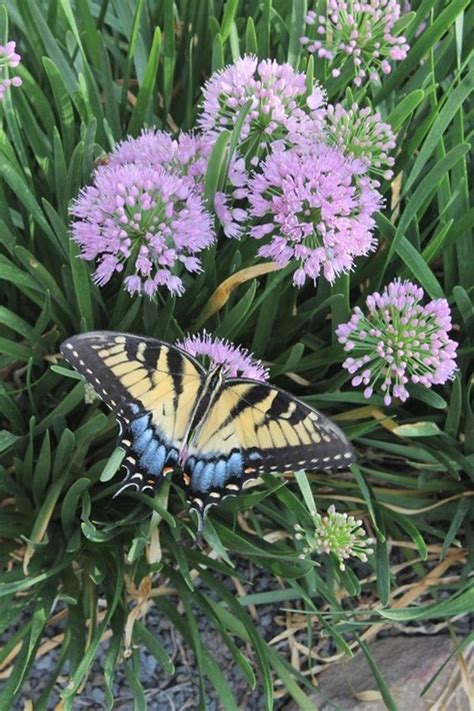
left=61, top=331, right=355, bottom=525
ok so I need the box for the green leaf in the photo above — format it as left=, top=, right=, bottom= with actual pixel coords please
left=15, top=246, right=72, bottom=317
left=350, top=464, right=384, bottom=540
left=374, top=0, right=471, bottom=103
left=42, top=56, right=75, bottom=156
left=390, top=512, right=428, bottom=561
left=61, top=478, right=92, bottom=537
left=220, top=0, right=239, bottom=41
left=357, top=639, right=398, bottom=711
left=128, top=27, right=161, bottom=136
left=294, top=470, right=317, bottom=516
left=0, top=162, right=55, bottom=243
left=68, top=239, right=94, bottom=329
left=132, top=621, right=170, bottom=675
left=32, top=430, right=52, bottom=504
left=287, top=0, right=307, bottom=68
left=403, top=71, right=473, bottom=194
left=387, top=89, right=425, bottom=132
left=394, top=422, right=443, bottom=437
left=375, top=538, right=390, bottom=605
left=204, top=129, right=231, bottom=203
left=0, top=430, right=18, bottom=453
left=440, top=497, right=470, bottom=559
left=384, top=143, right=470, bottom=291
left=445, top=375, right=462, bottom=438
left=245, top=17, right=258, bottom=55
left=0, top=306, right=35, bottom=339
left=378, top=585, right=473, bottom=621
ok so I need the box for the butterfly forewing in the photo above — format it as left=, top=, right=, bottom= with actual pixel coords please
left=184, top=379, right=355, bottom=516
left=61, top=332, right=205, bottom=491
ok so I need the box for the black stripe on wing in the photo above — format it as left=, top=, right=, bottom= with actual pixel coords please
left=60, top=331, right=205, bottom=412
left=183, top=379, right=355, bottom=527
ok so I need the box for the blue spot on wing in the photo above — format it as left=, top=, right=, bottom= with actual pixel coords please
left=134, top=428, right=153, bottom=454
left=191, top=460, right=205, bottom=489
left=140, top=438, right=169, bottom=475
left=190, top=452, right=244, bottom=493
left=213, top=460, right=227, bottom=488
left=228, top=452, right=243, bottom=478
left=140, top=442, right=166, bottom=477
left=200, top=463, right=215, bottom=492
left=130, top=415, right=149, bottom=436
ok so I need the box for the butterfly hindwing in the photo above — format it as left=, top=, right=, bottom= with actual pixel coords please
left=61, top=331, right=205, bottom=490
left=184, top=379, right=355, bottom=517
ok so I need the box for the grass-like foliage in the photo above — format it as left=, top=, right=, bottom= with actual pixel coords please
left=0, top=1, right=472, bottom=709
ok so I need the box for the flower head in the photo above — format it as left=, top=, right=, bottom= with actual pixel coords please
left=247, top=144, right=382, bottom=286
left=109, top=130, right=210, bottom=192
left=109, top=129, right=248, bottom=239
left=0, top=41, right=22, bottom=101
left=325, top=103, right=396, bottom=180
left=301, top=2, right=410, bottom=86
left=177, top=331, right=269, bottom=381
left=71, top=163, right=214, bottom=297
left=336, top=279, right=458, bottom=405
left=295, top=505, right=374, bottom=571
left=198, top=55, right=326, bottom=163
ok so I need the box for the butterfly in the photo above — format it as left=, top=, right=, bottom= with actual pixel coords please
left=61, top=331, right=355, bottom=528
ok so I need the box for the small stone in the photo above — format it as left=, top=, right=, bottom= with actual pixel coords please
left=282, top=635, right=472, bottom=711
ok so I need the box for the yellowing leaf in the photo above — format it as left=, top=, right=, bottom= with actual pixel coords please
left=194, top=262, right=278, bottom=328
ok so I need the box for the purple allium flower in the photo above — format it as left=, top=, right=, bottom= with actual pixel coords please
left=336, top=280, right=458, bottom=405
left=0, top=41, right=22, bottom=101
left=177, top=331, right=269, bottom=381
left=301, top=2, right=410, bottom=86
left=325, top=103, right=397, bottom=180
left=247, top=144, right=382, bottom=286
left=109, top=129, right=249, bottom=239
left=71, top=163, right=215, bottom=297
left=109, top=130, right=210, bottom=192
left=198, top=55, right=326, bottom=163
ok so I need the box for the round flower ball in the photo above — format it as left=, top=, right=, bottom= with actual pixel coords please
left=247, top=144, right=382, bottom=286
left=71, top=163, right=215, bottom=297
left=336, top=279, right=458, bottom=405
left=198, top=55, right=326, bottom=163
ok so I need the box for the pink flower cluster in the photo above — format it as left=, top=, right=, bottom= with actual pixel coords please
left=71, top=54, right=399, bottom=295
left=177, top=331, right=269, bottom=381
left=194, top=56, right=390, bottom=283
left=248, top=145, right=382, bottom=286
left=198, top=55, right=326, bottom=161
left=109, top=131, right=210, bottom=192
left=0, top=41, right=22, bottom=101
left=336, top=280, right=458, bottom=405
left=71, top=163, right=214, bottom=296
left=301, top=1, right=410, bottom=86
left=110, top=129, right=248, bottom=239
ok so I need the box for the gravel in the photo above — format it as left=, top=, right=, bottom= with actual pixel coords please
left=1, top=559, right=294, bottom=710
left=1, top=551, right=470, bottom=709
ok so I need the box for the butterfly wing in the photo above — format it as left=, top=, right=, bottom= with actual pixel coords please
left=183, top=379, right=355, bottom=518
left=61, top=331, right=205, bottom=491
